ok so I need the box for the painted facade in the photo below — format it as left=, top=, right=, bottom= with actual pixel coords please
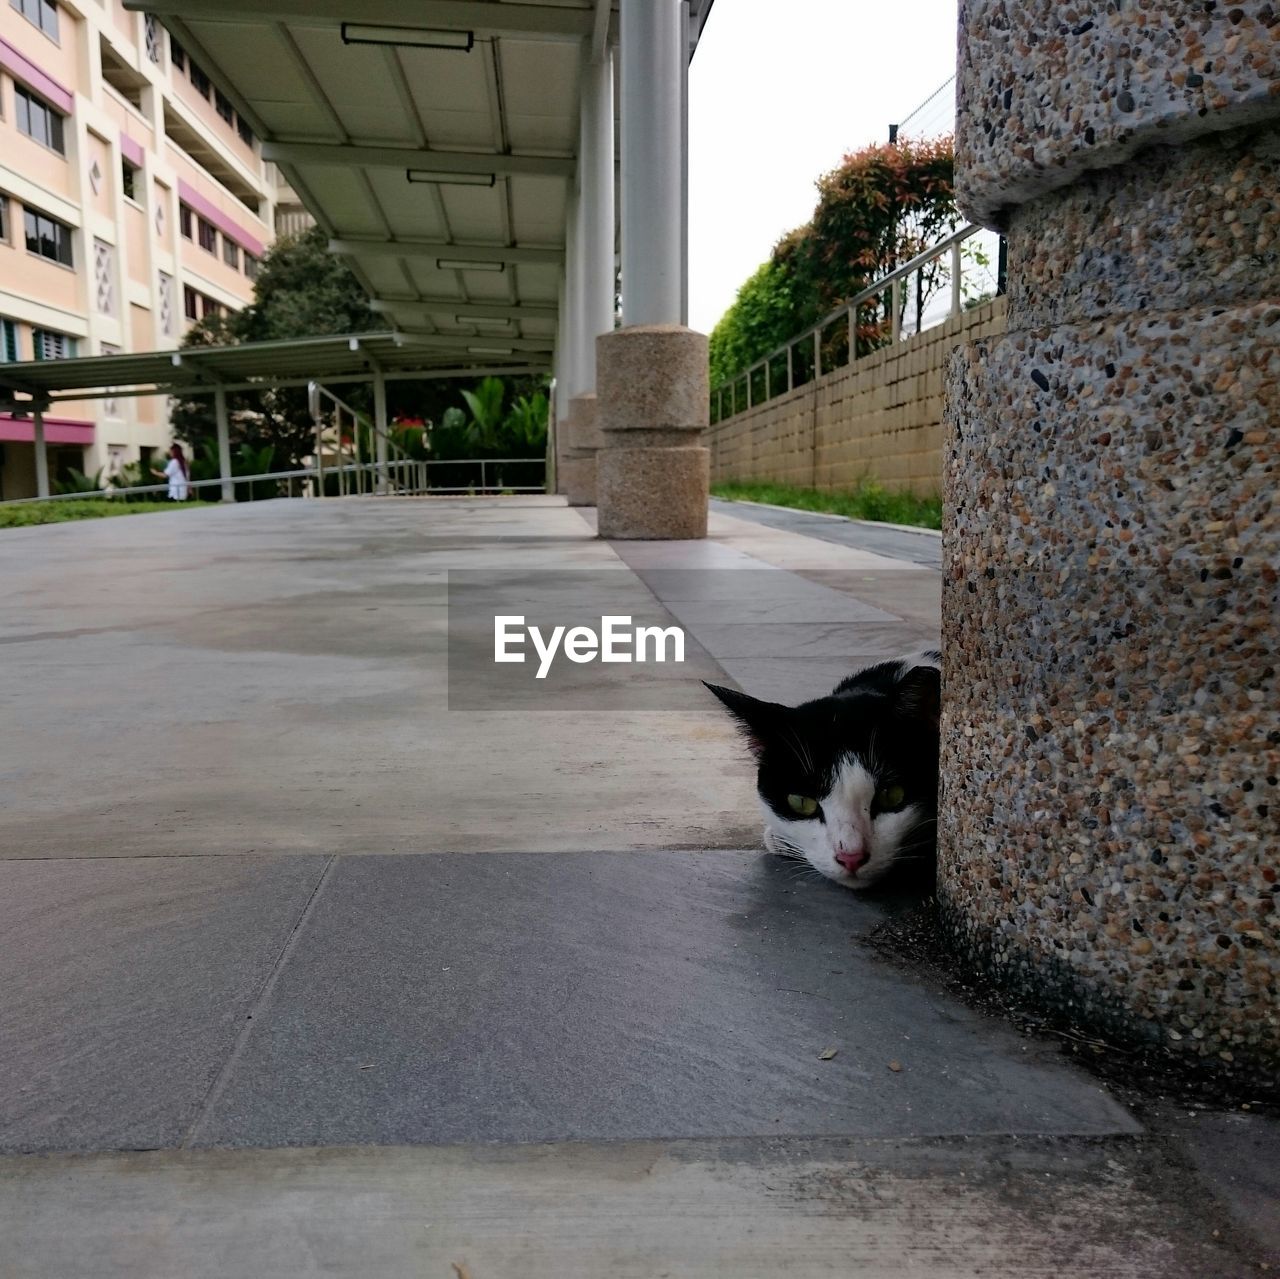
left=0, top=0, right=280, bottom=497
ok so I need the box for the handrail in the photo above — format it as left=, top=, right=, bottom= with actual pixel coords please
left=0, top=458, right=547, bottom=505
left=711, top=223, right=988, bottom=416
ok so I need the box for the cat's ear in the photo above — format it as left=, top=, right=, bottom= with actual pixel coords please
left=703, top=682, right=783, bottom=758
left=896, top=663, right=941, bottom=726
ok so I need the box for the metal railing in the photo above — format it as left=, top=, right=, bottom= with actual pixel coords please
left=710, top=224, right=1002, bottom=423
left=0, top=457, right=547, bottom=506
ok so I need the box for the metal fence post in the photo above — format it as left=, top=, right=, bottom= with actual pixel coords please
left=891, top=277, right=902, bottom=342
left=764, top=358, right=770, bottom=401
left=812, top=328, right=822, bottom=381
left=746, top=368, right=753, bottom=409
left=786, top=344, right=793, bottom=393
left=214, top=386, right=234, bottom=503
left=309, top=381, right=324, bottom=498
left=847, top=306, right=857, bottom=365
left=951, top=239, right=963, bottom=318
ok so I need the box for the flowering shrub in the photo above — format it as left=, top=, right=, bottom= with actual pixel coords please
left=709, top=137, right=960, bottom=386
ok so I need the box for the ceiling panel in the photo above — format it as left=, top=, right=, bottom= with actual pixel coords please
left=365, top=169, right=452, bottom=239
left=512, top=263, right=565, bottom=304
left=507, top=175, right=568, bottom=244
left=437, top=185, right=508, bottom=241
left=289, top=28, right=417, bottom=145
left=500, top=39, right=578, bottom=125
left=291, top=165, right=387, bottom=236
left=357, top=257, right=417, bottom=295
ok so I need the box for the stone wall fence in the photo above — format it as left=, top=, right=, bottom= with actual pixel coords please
left=707, top=233, right=1008, bottom=498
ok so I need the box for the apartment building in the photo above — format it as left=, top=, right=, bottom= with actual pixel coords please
left=0, top=0, right=280, bottom=498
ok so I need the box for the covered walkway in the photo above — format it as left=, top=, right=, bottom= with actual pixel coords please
left=0, top=497, right=1268, bottom=1276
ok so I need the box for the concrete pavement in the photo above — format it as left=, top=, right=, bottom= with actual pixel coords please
left=0, top=496, right=1271, bottom=1276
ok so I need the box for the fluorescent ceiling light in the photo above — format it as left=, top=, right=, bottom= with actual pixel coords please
left=341, top=23, right=474, bottom=51
left=468, top=346, right=515, bottom=356
left=407, top=169, right=496, bottom=187
left=455, top=315, right=513, bottom=327
left=437, top=258, right=505, bottom=273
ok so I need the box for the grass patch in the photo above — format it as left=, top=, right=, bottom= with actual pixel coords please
left=711, top=481, right=942, bottom=530
left=0, top=498, right=192, bottom=529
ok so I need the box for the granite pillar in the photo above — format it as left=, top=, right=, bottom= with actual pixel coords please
left=561, top=393, right=602, bottom=507
left=942, top=1, right=1279, bottom=1085
left=595, top=325, right=710, bottom=540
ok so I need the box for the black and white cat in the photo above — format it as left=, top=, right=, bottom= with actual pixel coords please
left=706, top=651, right=941, bottom=891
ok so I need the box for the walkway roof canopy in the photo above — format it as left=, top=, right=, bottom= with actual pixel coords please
left=0, top=332, right=548, bottom=406
left=123, top=0, right=715, bottom=354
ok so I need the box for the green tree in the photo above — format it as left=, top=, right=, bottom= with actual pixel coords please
left=708, top=255, right=804, bottom=387
left=504, top=392, right=549, bottom=452
left=460, top=376, right=507, bottom=452
left=168, top=227, right=381, bottom=473
left=709, top=136, right=961, bottom=386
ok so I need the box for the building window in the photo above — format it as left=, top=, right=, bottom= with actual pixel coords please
left=237, top=116, right=254, bottom=147
left=0, top=318, right=18, bottom=363
left=170, top=36, right=185, bottom=72
left=24, top=208, right=73, bottom=267
left=93, top=238, right=115, bottom=314
left=0, top=195, right=8, bottom=244
left=33, top=329, right=76, bottom=360
left=121, top=159, right=139, bottom=202
left=243, top=251, right=259, bottom=281
left=189, top=62, right=211, bottom=99
left=15, top=85, right=66, bottom=156
left=201, top=294, right=221, bottom=320
left=179, top=203, right=192, bottom=239
left=11, top=0, right=59, bottom=42
left=197, top=217, right=216, bottom=253
left=144, top=14, right=161, bottom=64
left=183, top=284, right=198, bottom=320
left=214, top=89, right=234, bottom=124
left=159, top=270, right=174, bottom=336
left=222, top=237, right=239, bottom=269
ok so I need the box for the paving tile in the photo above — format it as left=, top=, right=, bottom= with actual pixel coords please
left=0, top=856, right=329, bottom=1153
left=197, top=850, right=1135, bottom=1149
left=0, top=1134, right=1245, bottom=1279
left=713, top=657, right=908, bottom=703
left=688, top=620, right=934, bottom=661
left=710, top=499, right=944, bottom=568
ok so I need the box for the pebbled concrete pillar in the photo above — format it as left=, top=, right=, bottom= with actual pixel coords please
left=561, top=393, right=602, bottom=507
left=941, top=2, right=1279, bottom=1086
left=596, top=324, right=710, bottom=540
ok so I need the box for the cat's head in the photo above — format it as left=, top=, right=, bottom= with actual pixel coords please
left=706, top=653, right=941, bottom=891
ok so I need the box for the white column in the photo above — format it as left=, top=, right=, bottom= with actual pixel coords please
left=373, top=370, right=389, bottom=495
left=554, top=271, right=569, bottom=424
left=562, top=181, right=583, bottom=399
left=33, top=407, right=49, bottom=499
left=619, top=0, right=685, bottom=327
left=575, top=46, right=615, bottom=390
left=214, top=386, right=234, bottom=503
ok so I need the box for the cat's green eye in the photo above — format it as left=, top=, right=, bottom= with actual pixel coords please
left=876, top=784, right=906, bottom=812
left=787, top=794, right=819, bottom=818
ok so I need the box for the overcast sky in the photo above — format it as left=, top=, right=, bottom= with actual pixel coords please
left=688, top=0, right=959, bottom=335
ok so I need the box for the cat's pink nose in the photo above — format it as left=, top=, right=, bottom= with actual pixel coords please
left=835, top=848, right=869, bottom=874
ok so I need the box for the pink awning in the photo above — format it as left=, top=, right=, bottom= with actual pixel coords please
left=0, top=413, right=94, bottom=446
left=0, top=37, right=73, bottom=114
left=119, top=131, right=145, bottom=168
left=178, top=179, right=265, bottom=257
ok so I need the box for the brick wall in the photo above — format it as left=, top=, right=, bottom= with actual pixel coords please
left=708, top=297, right=1007, bottom=497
